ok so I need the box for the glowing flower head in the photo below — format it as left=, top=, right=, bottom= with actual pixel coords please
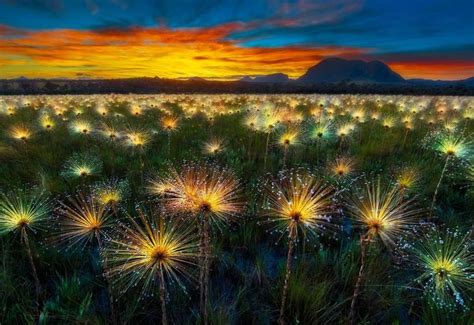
left=123, top=128, right=151, bottom=149
left=244, top=112, right=259, bottom=130
left=70, top=120, right=93, bottom=135
left=161, top=115, right=179, bottom=131
left=277, top=129, right=300, bottom=148
left=262, top=170, right=334, bottom=238
left=258, top=108, right=280, bottom=133
left=434, top=133, right=472, bottom=159
left=351, top=109, right=366, bottom=122
left=382, top=117, right=395, bottom=129
left=309, top=119, right=334, bottom=141
left=92, top=179, right=130, bottom=207
left=61, top=152, right=103, bottom=179
left=396, top=166, right=420, bottom=192
left=0, top=191, right=50, bottom=235
left=96, top=104, right=109, bottom=116
left=9, top=124, right=32, bottom=142
left=99, top=123, right=121, bottom=141
left=409, top=228, right=473, bottom=310
left=103, top=211, right=199, bottom=295
left=150, top=163, right=243, bottom=225
left=56, top=193, right=113, bottom=248
left=202, top=137, right=226, bottom=155
left=130, top=105, right=143, bottom=116
left=336, top=123, right=355, bottom=138
left=39, top=114, right=56, bottom=130
left=346, top=179, right=420, bottom=247
left=329, top=156, right=355, bottom=178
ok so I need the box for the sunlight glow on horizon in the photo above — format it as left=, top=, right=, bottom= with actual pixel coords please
left=0, top=25, right=472, bottom=81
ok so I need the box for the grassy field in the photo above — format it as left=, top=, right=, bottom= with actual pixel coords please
left=0, top=94, right=472, bottom=324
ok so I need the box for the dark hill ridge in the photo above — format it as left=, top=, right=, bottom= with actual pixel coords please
left=240, top=73, right=290, bottom=83
left=1, top=77, right=472, bottom=95
left=1, top=58, right=473, bottom=95
left=297, top=57, right=405, bottom=83
left=408, top=76, right=474, bottom=87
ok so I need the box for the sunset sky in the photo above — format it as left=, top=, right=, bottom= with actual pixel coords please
left=0, top=0, right=473, bottom=80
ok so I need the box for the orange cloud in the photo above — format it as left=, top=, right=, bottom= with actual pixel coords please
left=0, top=24, right=472, bottom=80
left=0, top=24, right=366, bottom=79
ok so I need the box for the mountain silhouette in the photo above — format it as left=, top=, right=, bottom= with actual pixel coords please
left=1, top=57, right=473, bottom=95
left=298, top=57, right=405, bottom=83
left=241, top=73, right=290, bottom=83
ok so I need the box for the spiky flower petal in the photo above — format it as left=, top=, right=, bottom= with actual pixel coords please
left=103, top=211, right=198, bottom=295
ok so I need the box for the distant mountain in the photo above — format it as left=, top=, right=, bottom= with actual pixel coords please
left=460, top=77, right=474, bottom=86
left=187, top=77, right=207, bottom=81
left=408, top=77, right=474, bottom=86
left=298, top=57, right=405, bottom=84
left=1, top=57, right=473, bottom=95
left=240, top=73, right=290, bottom=83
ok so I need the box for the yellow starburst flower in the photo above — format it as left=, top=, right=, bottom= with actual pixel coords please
left=329, top=156, right=355, bottom=178
left=351, top=109, right=365, bottom=122
left=402, top=114, right=412, bottom=125
left=92, top=179, right=129, bottom=207
left=130, top=105, right=143, bottom=116
left=161, top=115, right=179, bottom=131
left=9, top=125, right=32, bottom=142
left=70, top=120, right=93, bottom=135
left=96, top=104, right=108, bottom=116
left=56, top=194, right=113, bottom=248
left=61, top=152, right=103, bottom=179
left=410, top=228, right=473, bottom=309
left=202, top=137, right=226, bottom=155
left=263, top=170, right=334, bottom=238
left=99, top=123, right=121, bottom=140
left=277, top=129, right=300, bottom=148
left=346, top=179, right=420, bottom=247
left=244, top=112, right=259, bottom=130
left=382, top=117, right=395, bottom=129
left=434, top=133, right=471, bottom=159
left=39, top=114, right=56, bottom=130
left=336, top=123, right=355, bottom=138
left=258, top=108, right=280, bottom=133
left=370, top=112, right=380, bottom=121
left=151, top=163, right=243, bottom=224
left=396, top=167, right=420, bottom=192
left=123, top=128, right=151, bottom=149
left=309, top=119, right=334, bottom=141
left=0, top=191, right=50, bottom=235
left=103, top=211, right=199, bottom=294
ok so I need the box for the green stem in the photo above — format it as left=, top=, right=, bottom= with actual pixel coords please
left=96, top=234, right=118, bottom=325
left=429, top=155, right=450, bottom=218
left=264, top=132, right=271, bottom=170
left=159, top=267, right=168, bottom=325
left=22, top=230, right=41, bottom=324
left=349, top=233, right=370, bottom=325
left=278, top=225, right=296, bottom=325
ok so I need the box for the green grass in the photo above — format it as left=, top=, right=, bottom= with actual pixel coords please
left=0, top=94, right=472, bottom=324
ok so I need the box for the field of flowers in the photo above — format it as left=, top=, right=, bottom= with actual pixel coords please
left=0, top=94, right=472, bottom=324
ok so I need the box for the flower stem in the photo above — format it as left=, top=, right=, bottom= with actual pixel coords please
left=22, top=230, right=41, bottom=324
left=96, top=234, right=118, bottom=325
left=349, top=233, right=370, bottom=325
left=159, top=267, right=168, bottom=325
left=264, top=132, right=271, bottom=170
left=429, top=155, right=450, bottom=218
left=199, top=213, right=211, bottom=324
left=278, top=225, right=296, bottom=325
